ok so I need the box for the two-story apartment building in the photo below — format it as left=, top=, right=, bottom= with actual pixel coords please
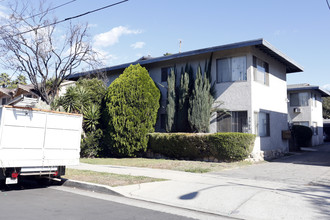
left=71, top=39, right=303, bottom=159
left=287, top=84, right=330, bottom=146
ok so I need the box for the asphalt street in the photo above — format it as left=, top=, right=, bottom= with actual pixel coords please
left=0, top=179, right=194, bottom=220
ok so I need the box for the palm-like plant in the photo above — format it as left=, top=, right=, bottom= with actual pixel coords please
left=61, top=86, right=80, bottom=113
left=83, top=104, right=101, bottom=132
left=75, top=86, right=91, bottom=113
left=59, top=86, right=91, bottom=114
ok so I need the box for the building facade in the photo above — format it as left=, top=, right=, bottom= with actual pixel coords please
left=71, top=39, right=303, bottom=158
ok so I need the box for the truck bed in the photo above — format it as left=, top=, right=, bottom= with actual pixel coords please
left=0, top=106, right=82, bottom=168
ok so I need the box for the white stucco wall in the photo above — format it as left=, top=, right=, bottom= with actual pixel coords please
left=250, top=48, right=289, bottom=154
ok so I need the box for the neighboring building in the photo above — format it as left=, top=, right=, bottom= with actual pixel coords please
left=14, top=84, right=39, bottom=99
left=57, top=80, right=76, bottom=97
left=0, top=88, right=14, bottom=105
left=324, top=119, right=330, bottom=142
left=0, top=80, right=76, bottom=105
left=71, top=38, right=303, bottom=158
left=0, top=84, right=39, bottom=105
left=287, top=84, right=330, bottom=146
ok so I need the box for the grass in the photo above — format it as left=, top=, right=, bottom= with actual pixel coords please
left=64, top=169, right=165, bottom=187
left=80, top=158, right=257, bottom=173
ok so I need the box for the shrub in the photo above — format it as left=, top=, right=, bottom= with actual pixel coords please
left=104, top=64, right=161, bottom=157
left=148, top=132, right=255, bottom=161
left=81, top=129, right=103, bottom=158
left=292, top=125, right=313, bottom=148
left=208, top=133, right=255, bottom=161
left=76, top=78, right=107, bottom=106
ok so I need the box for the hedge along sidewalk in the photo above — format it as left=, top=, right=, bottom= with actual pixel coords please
left=148, top=132, right=256, bottom=162
left=80, top=158, right=257, bottom=173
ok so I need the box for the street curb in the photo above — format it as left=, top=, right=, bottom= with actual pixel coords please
left=59, top=178, right=240, bottom=220
left=60, top=178, right=123, bottom=197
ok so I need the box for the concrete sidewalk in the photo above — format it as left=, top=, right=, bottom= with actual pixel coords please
left=68, top=162, right=330, bottom=219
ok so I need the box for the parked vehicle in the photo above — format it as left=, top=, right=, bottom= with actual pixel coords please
left=0, top=96, right=82, bottom=184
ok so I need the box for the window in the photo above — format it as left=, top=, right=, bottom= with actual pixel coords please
left=160, top=114, right=166, bottom=130
left=312, top=122, right=318, bottom=135
left=292, top=121, right=309, bottom=127
left=254, top=112, right=270, bottom=137
left=312, top=93, right=317, bottom=107
left=161, top=67, right=172, bottom=82
left=216, top=56, right=247, bottom=83
left=1, top=98, right=7, bottom=105
left=217, top=111, right=248, bottom=133
left=253, top=56, right=269, bottom=85
left=290, top=92, right=308, bottom=106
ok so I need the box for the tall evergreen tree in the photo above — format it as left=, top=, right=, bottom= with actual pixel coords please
left=177, top=66, right=190, bottom=131
left=104, top=64, right=160, bottom=157
left=188, top=65, right=213, bottom=132
left=166, top=68, right=176, bottom=132
left=186, top=63, right=194, bottom=95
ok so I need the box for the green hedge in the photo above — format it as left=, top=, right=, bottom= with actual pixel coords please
left=148, top=132, right=256, bottom=161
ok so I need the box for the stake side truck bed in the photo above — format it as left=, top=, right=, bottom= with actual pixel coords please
left=0, top=105, right=82, bottom=184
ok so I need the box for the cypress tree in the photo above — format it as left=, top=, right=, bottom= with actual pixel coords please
left=166, top=68, right=176, bottom=132
left=188, top=65, right=213, bottom=133
left=176, top=66, right=190, bottom=131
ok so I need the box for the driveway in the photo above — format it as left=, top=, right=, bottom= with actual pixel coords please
left=211, top=143, right=330, bottom=186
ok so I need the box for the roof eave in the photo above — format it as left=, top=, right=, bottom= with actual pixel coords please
left=288, top=87, right=330, bottom=97
left=70, top=38, right=303, bottom=79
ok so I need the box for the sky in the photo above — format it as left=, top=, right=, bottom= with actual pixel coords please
left=1, top=0, right=330, bottom=91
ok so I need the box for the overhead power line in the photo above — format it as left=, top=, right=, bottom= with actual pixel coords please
left=2, top=0, right=129, bottom=39
left=64, top=0, right=128, bottom=21
left=23, top=0, right=78, bottom=22
left=1, top=0, right=77, bottom=29
left=327, top=0, right=330, bottom=10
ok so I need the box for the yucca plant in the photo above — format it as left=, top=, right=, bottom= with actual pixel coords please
left=83, top=104, right=101, bottom=132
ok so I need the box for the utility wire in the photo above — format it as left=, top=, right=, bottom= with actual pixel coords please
left=327, top=0, right=330, bottom=10
left=2, top=0, right=129, bottom=39
left=22, top=0, right=78, bottom=22
left=1, top=0, right=77, bottom=29
left=64, top=0, right=128, bottom=21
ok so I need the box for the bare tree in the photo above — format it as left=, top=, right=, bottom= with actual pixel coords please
left=0, top=1, right=99, bottom=104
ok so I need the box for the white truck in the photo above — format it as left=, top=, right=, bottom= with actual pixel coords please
left=0, top=97, right=82, bottom=184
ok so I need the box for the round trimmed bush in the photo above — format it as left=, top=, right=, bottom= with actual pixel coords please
left=104, top=64, right=160, bottom=157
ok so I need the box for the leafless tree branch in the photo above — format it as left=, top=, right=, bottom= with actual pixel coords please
left=0, top=0, right=100, bottom=104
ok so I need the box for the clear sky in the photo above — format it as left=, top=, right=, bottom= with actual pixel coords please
left=1, top=0, right=330, bottom=90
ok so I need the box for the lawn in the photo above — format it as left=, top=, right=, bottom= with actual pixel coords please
left=64, top=168, right=165, bottom=187
left=80, top=158, right=257, bottom=173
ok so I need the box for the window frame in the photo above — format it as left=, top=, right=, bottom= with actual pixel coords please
left=312, top=93, right=317, bottom=107
left=254, top=111, right=270, bottom=137
left=216, top=56, right=247, bottom=83
left=290, top=92, right=309, bottom=107
left=253, top=56, right=269, bottom=86
left=1, top=97, right=7, bottom=105
left=161, top=67, right=172, bottom=82
left=292, top=121, right=309, bottom=127
left=312, top=122, right=318, bottom=136
left=217, top=111, right=248, bottom=133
